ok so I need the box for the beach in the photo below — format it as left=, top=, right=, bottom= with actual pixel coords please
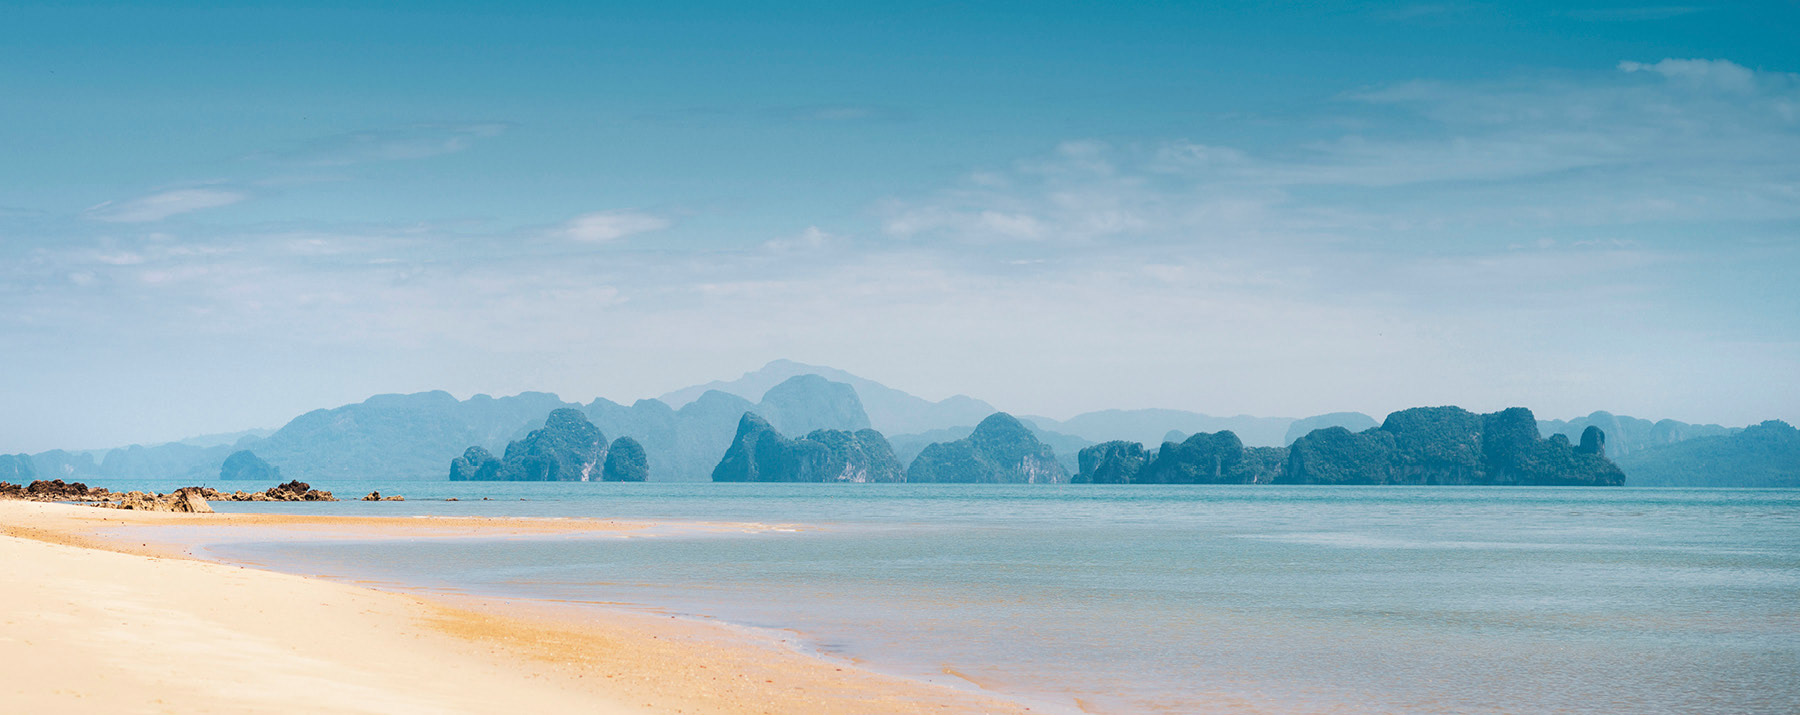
left=0, top=500, right=1035, bottom=715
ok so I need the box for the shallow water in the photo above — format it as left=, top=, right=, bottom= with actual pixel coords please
left=98, top=482, right=1800, bottom=714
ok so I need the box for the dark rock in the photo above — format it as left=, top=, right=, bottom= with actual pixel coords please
left=711, top=413, right=905, bottom=483
left=265, top=480, right=337, bottom=501
left=1281, top=406, right=1624, bottom=486
left=25, top=479, right=99, bottom=500
left=453, top=409, right=608, bottom=481
left=1076, top=441, right=1148, bottom=484
left=1578, top=426, right=1606, bottom=456
left=602, top=437, right=650, bottom=482
left=906, top=413, right=1068, bottom=484
left=448, top=446, right=503, bottom=481
left=1134, top=431, right=1286, bottom=484
left=220, top=450, right=281, bottom=481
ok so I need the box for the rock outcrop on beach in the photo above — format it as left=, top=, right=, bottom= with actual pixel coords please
left=906, top=413, right=1068, bottom=484
left=111, top=486, right=215, bottom=512
left=449, top=409, right=608, bottom=481
left=1075, top=441, right=1148, bottom=484
left=601, top=437, right=650, bottom=482
left=1280, top=406, right=1625, bottom=486
left=220, top=450, right=281, bottom=481
left=0, top=479, right=112, bottom=502
left=711, top=413, right=905, bottom=483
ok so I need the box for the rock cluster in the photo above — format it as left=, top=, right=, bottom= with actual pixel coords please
left=711, top=413, right=905, bottom=483
left=110, top=487, right=215, bottom=512
left=0, top=479, right=114, bottom=502
left=450, top=409, right=649, bottom=481
left=362, top=491, right=406, bottom=501
left=1281, top=406, right=1625, bottom=486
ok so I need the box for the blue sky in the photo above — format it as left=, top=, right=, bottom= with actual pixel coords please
left=3, top=1, right=1798, bottom=451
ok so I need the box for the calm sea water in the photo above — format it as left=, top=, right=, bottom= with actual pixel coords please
left=98, top=482, right=1800, bottom=714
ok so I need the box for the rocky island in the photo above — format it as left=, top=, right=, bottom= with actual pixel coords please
left=711, top=413, right=905, bottom=482
left=449, top=408, right=649, bottom=481
left=906, top=413, right=1068, bottom=483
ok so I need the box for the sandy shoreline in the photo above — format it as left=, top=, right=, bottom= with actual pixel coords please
left=0, top=500, right=1038, bottom=715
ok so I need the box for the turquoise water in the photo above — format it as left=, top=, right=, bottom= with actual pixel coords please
left=109, top=482, right=1800, bottom=714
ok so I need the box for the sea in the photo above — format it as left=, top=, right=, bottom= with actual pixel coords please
left=87, top=482, right=1800, bottom=714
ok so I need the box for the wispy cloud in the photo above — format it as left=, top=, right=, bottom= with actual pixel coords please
left=261, top=123, right=511, bottom=166
left=1618, top=58, right=1758, bottom=93
left=85, top=188, right=248, bottom=223
left=881, top=58, right=1800, bottom=246
left=555, top=210, right=672, bottom=242
left=763, top=225, right=836, bottom=252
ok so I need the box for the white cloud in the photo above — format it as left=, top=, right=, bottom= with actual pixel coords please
left=763, top=225, right=835, bottom=251
left=555, top=211, right=672, bottom=242
left=85, top=189, right=248, bottom=223
left=1619, top=58, right=1758, bottom=93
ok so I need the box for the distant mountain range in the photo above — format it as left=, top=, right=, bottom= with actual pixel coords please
left=659, top=359, right=995, bottom=436
left=18, top=360, right=1796, bottom=487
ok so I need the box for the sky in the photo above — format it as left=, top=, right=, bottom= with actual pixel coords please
left=3, top=1, right=1798, bottom=452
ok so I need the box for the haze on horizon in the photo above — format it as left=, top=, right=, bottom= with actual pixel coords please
left=3, top=1, right=1797, bottom=453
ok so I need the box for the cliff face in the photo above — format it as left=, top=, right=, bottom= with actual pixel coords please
left=1281, top=406, right=1625, bottom=486
left=602, top=437, right=650, bottom=482
left=906, top=413, right=1068, bottom=484
left=449, top=409, right=609, bottom=481
left=1126, top=431, right=1285, bottom=484
left=219, top=450, right=281, bottom=481
left=1075, top=441, right=1147, bottom=484
left=0, top=454, right=36, bottom=482
left=448, top=446, right=502, bottom=481
left=711, top=413, right=904, bottom=483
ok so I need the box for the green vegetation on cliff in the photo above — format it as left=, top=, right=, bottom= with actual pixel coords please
left=1617, top=420, right=1800, bottom=487
left=602, top=437, right=651, bottom=482
left=1281, top=406, right=1624, bottom=486
left=906, top=413, right=1068, bottom=484
left=711, top=413, right=904, bottom=482
left=449, top=409, right=611, bottom=481
left=1137, top=431, right=1286, bottom=484
left=1075, top=441, right=1147, bottom=484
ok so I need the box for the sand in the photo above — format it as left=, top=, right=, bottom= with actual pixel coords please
left=0, top=500, right=1038, bottom=715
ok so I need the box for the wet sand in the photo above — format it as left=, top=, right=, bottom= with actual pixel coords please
left=0, top=500, right=1038, bottom=715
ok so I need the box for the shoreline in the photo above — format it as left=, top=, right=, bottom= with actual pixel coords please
left=0, top=500, right=1043, bottom=715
